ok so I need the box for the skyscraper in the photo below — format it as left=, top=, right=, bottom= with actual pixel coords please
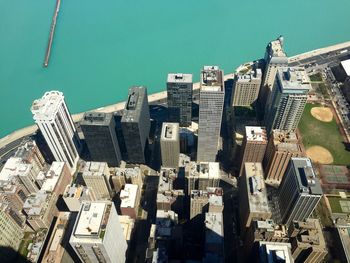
left=197, top=66, right=225, bottom=162
left=240, top=126, right=268, bottom=176
left=69, top=201, right=127, bottom=263
left=263, top=130, right=303, bottom=187
left=264, top=67, right=311, bottom=133
left=80, top=112, right=122, bottom=167
left=31, top=91, right=80, bottom=171
left=278, top=158, right=323, bottom=225
left=121, top=86, right=150, bottom=164
left=232, top=68, right=262, bottom=107
left=160, top=122, right=180, bottom=169
left=259, top=36, right=288, bottom=110
left=167, top=73, right=193, bottom=126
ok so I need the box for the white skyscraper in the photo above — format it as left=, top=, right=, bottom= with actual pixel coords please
left=31, top=91, right=80, bottom=171
left=197, top=66, right=225, bottom=162
left=69, top=201, right=127, bottom=263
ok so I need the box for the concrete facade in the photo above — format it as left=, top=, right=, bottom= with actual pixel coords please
left=160, top=122, right=180, bottom=169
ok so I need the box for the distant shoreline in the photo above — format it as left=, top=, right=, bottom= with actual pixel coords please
left=1, top=40, right=350, bottom=148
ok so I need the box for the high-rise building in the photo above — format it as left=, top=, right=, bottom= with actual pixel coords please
left=289, top=219, right=327, bottom=263
left=69, top=201, right=127, bottom=263
left=239, top=163, right=271, bottom=234
left=82, top=162, right=112, bottom=200
left=259, top=36, right=288, bottom=110
left=263, top=130, right=303, bottom=187
left=0, top=203, right=25, bottom=256
left=190, top=187, right=223, bottom=220
left=111, top=166, right=143, bottom=193
left=232, top=68, right=262, bottom=107
left=197, top=66, right=225, bottom=162
left=240, top=126, right=268, bottom=176
left=167, top=73, right=193, bottom=126
left=265, top=67, right=311, bottom=133
left=121, top=86, right=150, bottom=164
left=204, top=212, right=224, bottom=262
left=160, top=122, right=180, bottom=169
left=278, top=158, right=323, bottom=225
left=31, top=91, right=80, bottom=171
left=80, top=112, right=122, bottom=167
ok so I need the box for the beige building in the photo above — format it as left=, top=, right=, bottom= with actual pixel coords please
left=111, top=166, right=143, bottom=193
left=232, top=68, right=262, bottom=106
left=63, top=184, right=95, bottom=212
left=289, top=219, right=327, bottom=263
left=82, top=162, right=112, bottom=200
left=0, top=203, right=25, bottom=254
left=185, top=162, right=220, bottom=193
left=240, top=126, right=268, bottom=176
left=14, top=141, right=46, bottom=175
left=120, top=184, right=140, bottom=219
left=239, top=163, right=271, bottom=236
left=23, top=190, right=58, bottom=231
left=160, top=122, right=180, bottom=169
left=263, top=130, right=303, bottom=186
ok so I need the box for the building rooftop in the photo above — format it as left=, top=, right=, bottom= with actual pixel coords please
left=156, top=210, right=178, bottom=237
left=259, top=241, right=293, bottom=263
left=161, top=122, right=179, bottom=141
left=290, top=158, right=323, bottom=195
left=187, top=162, right=220, bottom=179
left=115, top=166, right=141, bottom=179
left=336, top=226, right=350, bottom=262
left=121, top=86, right=147, bottom=123
left=277, top=67, right=311, bottom=93
left=205, top=212, right=224, bottom=244
left=82, top=162, right=108, bottom=176
left=167, top=73, right=193, bottom=83
left=23, top=191, right=49, bottom=216
left=236, top=68, right=262, bottom=82
left=158, top=168, right=175, bottom=192
left=74, top=202, right=108, bottom=238
left=245, top=126, right=267, bottom=142
left=14, top=141, right=38, bottom=159
left=341, top=59, right=350, bottom=77
left=0, top=157, right=25, bottom=182
left=41, top=162, right=65, bottom=192
left=268, top=37, right=287, bottom=58
left=80, top=112, right=113, bottom=126
left=120, top=184, right=138, bottom=208
left=201, top=66, right=224, bottom=92
left=31, top=91, right=64, bottom=120
left=244, top=163, right=270, bottom=214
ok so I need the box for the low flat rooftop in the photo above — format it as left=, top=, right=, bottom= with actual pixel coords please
left=120, top=184, right=138, bottom=208
left=205, top=212, right=223, bottom=243
left=74, top=202, right=106, bottom=237
left=83, top=162, right=108, bottom=176
left=41, top=162, right=65, bottom=192
left=167, top=73, right=193, bottom=83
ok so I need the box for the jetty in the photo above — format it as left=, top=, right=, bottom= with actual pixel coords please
left=43, top=0, right=61, bottom=67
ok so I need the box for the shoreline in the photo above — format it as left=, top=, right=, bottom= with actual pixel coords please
left=1, top=40, right=350, bottom=148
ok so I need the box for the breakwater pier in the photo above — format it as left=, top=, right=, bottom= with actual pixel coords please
left=43, top=0, right=61, bottom=67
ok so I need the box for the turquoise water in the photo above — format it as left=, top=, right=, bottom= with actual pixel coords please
left=0, top=0, right=349, bottom=138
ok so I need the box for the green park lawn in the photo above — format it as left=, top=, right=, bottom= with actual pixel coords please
left=298, top=103, right=350, bottom=165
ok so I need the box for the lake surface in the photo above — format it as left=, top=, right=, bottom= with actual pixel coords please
left=0, top=0, right=349, bottom=137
